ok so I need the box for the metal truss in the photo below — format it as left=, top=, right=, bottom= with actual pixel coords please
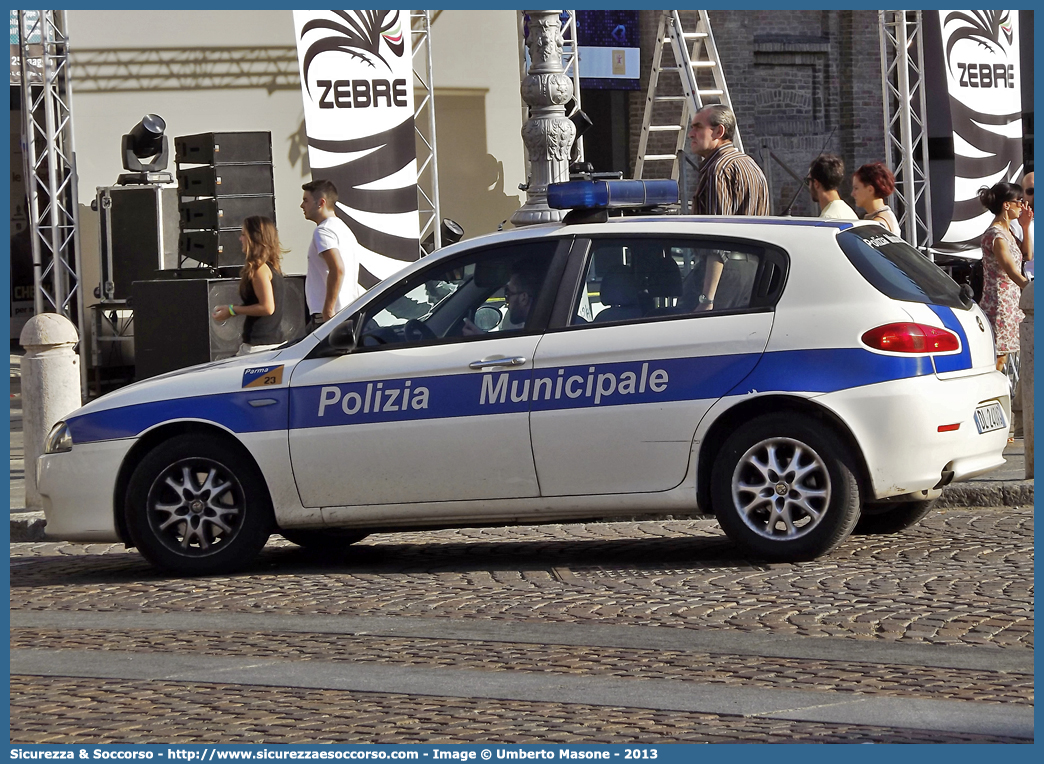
left=561, top=10, right=584, bottom=163
left=412, top=10, right=441, bottom=254
left=17, top=10, right=86, bottom=377
left=880, top=10, right=934, bottom=254
left=69, top=47, right=301, bottom=93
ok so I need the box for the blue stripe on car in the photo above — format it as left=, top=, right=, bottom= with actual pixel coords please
left=288, top=354, right=764, bottom=430
left=928, top=304, right=973, bottom=373
left=66, top=389, right=290, bottom=444
left=65, top=348, right=935, bottom=444
left=728, top=348, right=933, bottom=395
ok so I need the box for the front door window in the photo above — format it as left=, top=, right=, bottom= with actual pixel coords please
left=358, top=243, right=557, bottom=348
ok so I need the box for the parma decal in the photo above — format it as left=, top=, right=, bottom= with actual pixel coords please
left=242, top=365, right=285, bottom=388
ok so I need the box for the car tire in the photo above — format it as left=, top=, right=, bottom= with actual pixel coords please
left=711, top=414, right=862, bottom=561
left=125, top=434, right=274, bottom=575
left=279, top=528, right=369, bottom=553
left=853, top=499, right=936, bottom=535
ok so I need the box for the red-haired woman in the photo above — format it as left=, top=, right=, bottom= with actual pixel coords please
left=211, top=216, right=287, bottom=355
left=977, top=182, right=1031, bottom=371
left=851, top=162, right=901, bottom=235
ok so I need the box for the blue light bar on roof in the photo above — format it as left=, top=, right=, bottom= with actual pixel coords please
left=547, top=179, right=679, bottom=210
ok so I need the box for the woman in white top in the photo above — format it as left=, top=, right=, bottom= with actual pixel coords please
left=851, top=162, right=901, bottom=235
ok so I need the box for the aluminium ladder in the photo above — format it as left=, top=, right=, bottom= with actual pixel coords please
left=634, top=10, right=740, bottom=185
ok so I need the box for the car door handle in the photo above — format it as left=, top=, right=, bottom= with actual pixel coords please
left=469, top=356, right=527, bottom=370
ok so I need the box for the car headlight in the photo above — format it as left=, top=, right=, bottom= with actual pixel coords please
left=44, top=421, right=73, bottom=454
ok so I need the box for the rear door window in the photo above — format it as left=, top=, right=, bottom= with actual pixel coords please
left=567, top=237, right=787, bottom=326
left=837, top=227, right=968, bottom=309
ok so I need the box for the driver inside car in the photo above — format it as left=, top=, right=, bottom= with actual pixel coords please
left=462, top=262, right=541, bottom=336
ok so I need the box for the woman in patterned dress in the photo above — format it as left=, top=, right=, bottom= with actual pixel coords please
left=977, top=182, right=1032, bottom=371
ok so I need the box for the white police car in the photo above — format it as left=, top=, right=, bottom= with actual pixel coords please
left=38, top=180, right=1010, bottom=575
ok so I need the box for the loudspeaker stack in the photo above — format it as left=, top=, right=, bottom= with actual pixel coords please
left=133, top=275, right=309, bottom=379
left=174, top=131, right=276, bottom=268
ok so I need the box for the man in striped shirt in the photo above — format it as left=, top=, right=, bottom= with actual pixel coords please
left=688, top=105, right=769, bottom=311
left=688, top=105, right=770, bottom=217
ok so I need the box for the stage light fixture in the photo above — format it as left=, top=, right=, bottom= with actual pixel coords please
left=421, top=219, right=465, bottom=255
left=122, top=114, right=169, bottom=173
left=441, top=219, right=464, bottom=245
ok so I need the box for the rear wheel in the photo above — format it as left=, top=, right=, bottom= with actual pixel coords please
left=853, top=499, right=936, bottom=535
left=711, top=414, right=862, bottom=561
left=279, top=528, right=369, bottom=553
left=125, top=434, right=273, bottom=575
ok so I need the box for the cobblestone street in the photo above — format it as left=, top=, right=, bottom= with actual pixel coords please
left=10, top=507, right=1034, bottom=743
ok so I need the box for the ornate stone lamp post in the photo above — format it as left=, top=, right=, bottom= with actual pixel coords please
left=511, top=10, right=576, bottom=226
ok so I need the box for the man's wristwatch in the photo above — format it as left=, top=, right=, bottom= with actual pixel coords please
left=698, top=293, right=714, bottom=305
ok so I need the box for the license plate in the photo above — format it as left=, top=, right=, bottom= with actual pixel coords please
left=974, top=402, right=1006, bottom=434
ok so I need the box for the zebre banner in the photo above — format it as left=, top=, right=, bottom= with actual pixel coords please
left=293, top=10, right=419, bottom=290
left=933, top=10, right=1023, bottom=254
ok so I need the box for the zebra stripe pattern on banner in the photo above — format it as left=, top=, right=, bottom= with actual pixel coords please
left=935, top=9, right=1024, bottom=254
left=310, top=118, right=420, bottom=269
left=293, top=9, right=420, bottom=293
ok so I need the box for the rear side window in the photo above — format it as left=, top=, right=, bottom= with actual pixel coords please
left=837, top=227, right=967, bottom=309
left=568, top=236, right=787, bottom=326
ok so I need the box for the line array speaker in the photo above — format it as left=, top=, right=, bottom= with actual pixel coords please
left=179, top=196, right=277, bottom=231
left=177, top=163, right=275, bottom=197
left=174, top=132, right=273, bottom=165
left=175, top=130, right=275, bottom=269
left=178, top=230, right=245, bottom=268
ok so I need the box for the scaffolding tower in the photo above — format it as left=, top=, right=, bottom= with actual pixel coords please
left=17, top=9, right=87, bottom=391
left=561, top=10, right=584, bottom=164
left=412, top=10, right=441, bottom=254
left=880, top=10, right=934, bottom=254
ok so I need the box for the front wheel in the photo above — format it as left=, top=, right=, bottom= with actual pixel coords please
left=125, top=434, right=273, bottom=575
left=853, top=499, right=936, bottom=535
left=711, top=414, right=862, bottom=561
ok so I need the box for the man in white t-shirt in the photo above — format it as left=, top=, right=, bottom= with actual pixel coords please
left=808, top=153, right=858, bottom=220
left=301, top=179, right=360, bottom=325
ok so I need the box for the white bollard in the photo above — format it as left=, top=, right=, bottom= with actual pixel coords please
left=19, top=313, right=82, bottom=508
left=1019, top=281, right=1034, bottom=479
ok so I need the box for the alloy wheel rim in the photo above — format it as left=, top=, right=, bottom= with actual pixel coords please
left=731, top=437, right=831, bottom=540
left=146, top=457, right=244, bottom=556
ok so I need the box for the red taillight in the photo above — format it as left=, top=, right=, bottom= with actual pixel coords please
left=861, top=323, right=960, bottom=354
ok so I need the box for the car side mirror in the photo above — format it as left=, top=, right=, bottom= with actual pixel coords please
left=327, top=319, right=357, bottom=353
left=473, top=305, right=503, bottom=332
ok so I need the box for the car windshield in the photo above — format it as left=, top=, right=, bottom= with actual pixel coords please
left=355, top=241, right=557, bottom=348
left=836, top=226, right=969, bottom=310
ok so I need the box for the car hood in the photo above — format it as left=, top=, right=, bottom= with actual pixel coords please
left=67, top=346, right=300, bottom=420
